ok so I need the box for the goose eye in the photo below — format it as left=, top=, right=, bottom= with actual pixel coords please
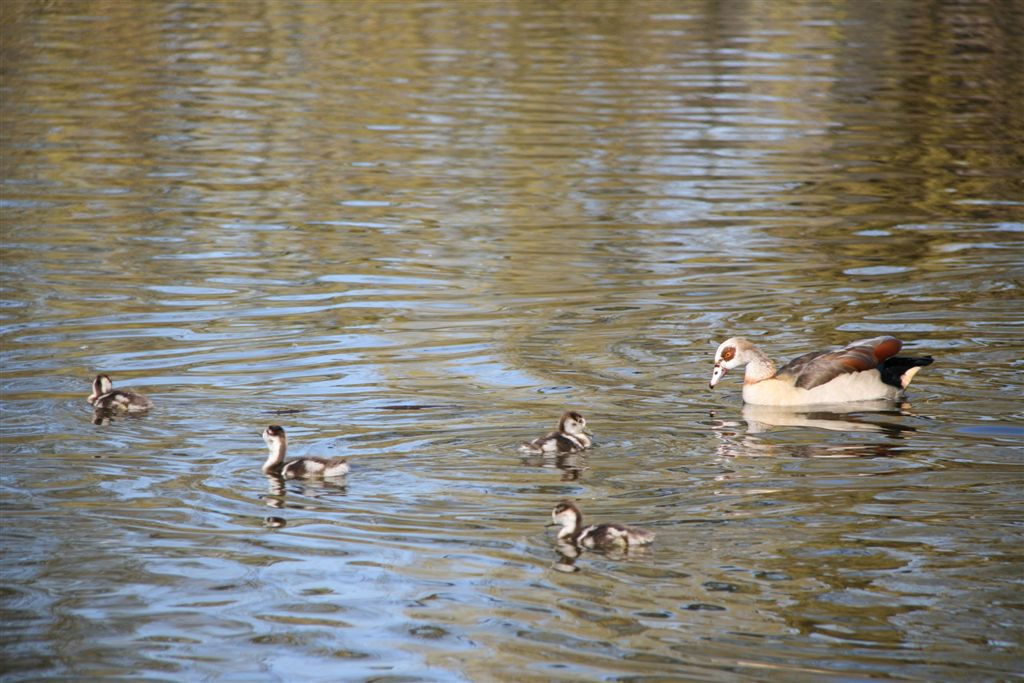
left=721, top=346, right=735, bottom=361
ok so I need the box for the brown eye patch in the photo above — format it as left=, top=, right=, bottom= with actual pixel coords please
left=721, top=346, right=735, bottom=361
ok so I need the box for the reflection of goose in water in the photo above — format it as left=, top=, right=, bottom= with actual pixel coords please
left=709, top=402, right=920, bottom=459
left=88, top=374, right=153, bottom=413
left=548, top=500, right=655, bottom=550
left=710, top=431, right=911, bottom=459
left=261, top=425, right=349, bottom=478
left=710, top=336, right=933, bottom=405
left=740, top=401, right=919, bottom=435
left=520, top=411, right=592, bottom=454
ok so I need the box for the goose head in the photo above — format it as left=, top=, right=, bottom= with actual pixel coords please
left=710, top=337, right=756, bottom=388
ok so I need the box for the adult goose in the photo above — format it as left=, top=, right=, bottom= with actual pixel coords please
left=709, top=336, right=932, bottom=406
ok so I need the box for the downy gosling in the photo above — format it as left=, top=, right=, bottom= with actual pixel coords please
left=87, top=374, right=153, bottom=413
left=261, top=425, right=350, bottom=479
left=548, top=500, right=654, bottom=550
left=520, top=411, right=592, bottom=454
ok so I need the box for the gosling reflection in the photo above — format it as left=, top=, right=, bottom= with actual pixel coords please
left=520, top=451, right=586, bottom=481
left=91, top=408, right=153, bottom=425
left=260, top=470, right=349, bottom=512
left=263, top=475, right=287, bottom=509
left=552, top=540, right=581, bottom=573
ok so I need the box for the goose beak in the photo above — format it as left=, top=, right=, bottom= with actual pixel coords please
left=709, top=362, right=727, bottom=388
left=545, top=522, right=559, bottom=528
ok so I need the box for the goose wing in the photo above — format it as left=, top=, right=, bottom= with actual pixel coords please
left=777, top=336, right=902, bottom=390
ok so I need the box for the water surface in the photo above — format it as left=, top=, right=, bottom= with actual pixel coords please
left=2, top=1, right=1023, bottom=681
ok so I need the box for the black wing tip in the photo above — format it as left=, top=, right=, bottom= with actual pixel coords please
left=893, top=355, right=934, bottom=367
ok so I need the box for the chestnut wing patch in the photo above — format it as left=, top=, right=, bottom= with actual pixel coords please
left=778, top=336, right=902, bottom=390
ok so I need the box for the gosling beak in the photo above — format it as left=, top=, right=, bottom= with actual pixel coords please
left=709, top=362, right=727, bottom=389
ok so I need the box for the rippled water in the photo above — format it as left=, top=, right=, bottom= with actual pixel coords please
left=2, top=1, right=1023, bottom=680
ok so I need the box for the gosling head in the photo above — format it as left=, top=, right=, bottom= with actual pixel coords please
left=88, top=374, right=114, bottom=404
left=558, top=411, right=589, bottom=436
left=262, top=425, right=287, bottom=451
left=549, top=500, right=583, bottom=539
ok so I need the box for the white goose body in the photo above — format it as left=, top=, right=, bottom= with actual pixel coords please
left=87, top=374, right=153, bottom=413
left=549, top=501, right=654, bottom=550
left=710, top=336, right=933, bottom=406
left=261, top=426, right=350, bottom=479
left=520, top=411, right=592, bottom=454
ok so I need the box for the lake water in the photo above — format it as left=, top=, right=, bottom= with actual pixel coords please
left=2, top=1, right=1022, bottom=680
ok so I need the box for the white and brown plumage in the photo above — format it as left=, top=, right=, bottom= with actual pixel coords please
left=87, top=374, right=153, bottom=413
left=709, top=336, right=933, bottom=406
left=261, top=425, right=350, bottom=479
left=548, top=500, right=655, bottom=550
left=519, top=411, right=592, bottom=454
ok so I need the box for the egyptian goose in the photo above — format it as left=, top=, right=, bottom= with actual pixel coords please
left=709, top=336, right=932, bottom=406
